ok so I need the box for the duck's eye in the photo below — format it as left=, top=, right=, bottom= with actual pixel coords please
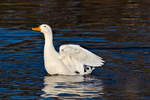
left=44, top=26, right=46, bottom=28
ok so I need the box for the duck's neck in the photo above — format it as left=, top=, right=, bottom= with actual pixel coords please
left=44, top=31, right=59, bottom=62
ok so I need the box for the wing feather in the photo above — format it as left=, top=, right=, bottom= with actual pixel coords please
left=59, top=44, right=104, bottom=67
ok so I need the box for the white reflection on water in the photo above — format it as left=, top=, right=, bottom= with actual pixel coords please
left=41, top=75, right=103, bottom=99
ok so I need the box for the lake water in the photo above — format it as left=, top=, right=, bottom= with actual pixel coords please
left=0, top=0, right=150, bottom=100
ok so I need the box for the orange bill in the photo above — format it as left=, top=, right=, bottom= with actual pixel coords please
left=32, top=26, right=41, bottom=31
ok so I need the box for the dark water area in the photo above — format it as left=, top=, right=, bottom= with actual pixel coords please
left=0, top=0, right=150, bottom=100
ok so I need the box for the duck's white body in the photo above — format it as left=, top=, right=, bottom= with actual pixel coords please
left=32, top=24, right=104, bottom=75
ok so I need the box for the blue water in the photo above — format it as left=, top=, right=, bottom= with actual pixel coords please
left=0, top=0, right=150, bottom=100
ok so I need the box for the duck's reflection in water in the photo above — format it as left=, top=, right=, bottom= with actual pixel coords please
left=41, top=75, right=103, bottom=99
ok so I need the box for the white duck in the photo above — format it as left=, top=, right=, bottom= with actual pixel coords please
left=32, top=24, right=104, bottom=75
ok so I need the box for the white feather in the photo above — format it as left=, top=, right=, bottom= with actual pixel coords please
left=59, top=44, right=104, bottom=67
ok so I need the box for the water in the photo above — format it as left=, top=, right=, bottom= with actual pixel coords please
left=0, top=0, right=150, bottom=100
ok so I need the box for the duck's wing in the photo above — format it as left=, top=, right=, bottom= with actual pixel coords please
left=59, top=44, right=104, bottom=67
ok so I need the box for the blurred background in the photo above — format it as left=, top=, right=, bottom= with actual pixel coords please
left=0, top=0, right=150, bottom=100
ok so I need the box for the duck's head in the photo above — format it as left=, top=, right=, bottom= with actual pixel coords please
left=32, top=24, right=52, bottom=34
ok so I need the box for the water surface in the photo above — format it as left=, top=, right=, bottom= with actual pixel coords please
left=0, top=0, right=150, bottom=100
